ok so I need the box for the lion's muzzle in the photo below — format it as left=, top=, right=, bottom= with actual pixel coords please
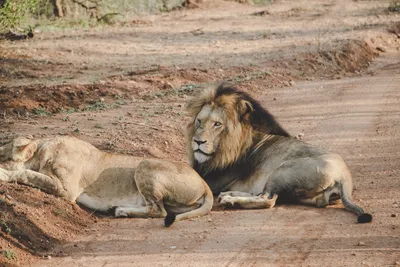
left=192, top=138, right=214, bottom=163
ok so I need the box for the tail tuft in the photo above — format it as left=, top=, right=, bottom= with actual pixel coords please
left=357, top=213, right=372, bottom=223
left=164, top=213, right=176, bottom=227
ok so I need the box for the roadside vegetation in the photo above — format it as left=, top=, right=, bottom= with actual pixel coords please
left=0, top=0, right=277, bottom=35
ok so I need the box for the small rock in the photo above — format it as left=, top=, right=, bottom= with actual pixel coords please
left=391, top=214, right=397, bottom=217
left=273, top=97, right=277, bottom=101
left=376, top=46, right=387, bottom=52
left=395, top=261, right=400, bottom=265
left=169, top=246, right=177, bottom=249
left=296, top=133, right=305, bottom=140
left=351, top=253, right=356, bottom=256
left=358, top=241, right=366, bottom=246
left=289, top=80, right=296, bottom=87
left=207, top=218, right=212, bottom=222
left=47, top=255, right=52, bottom=260
left=163, top=81, right=174, bottom=89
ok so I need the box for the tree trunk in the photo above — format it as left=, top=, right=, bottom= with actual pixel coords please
left=53, top=0, right=64, bottom=17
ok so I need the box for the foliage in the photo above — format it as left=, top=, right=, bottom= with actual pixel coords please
left=388, top=1, right=400, bottom=13
left=0, top=0, right=37, bottom=32
left=2, top=249, right=17, bottom=261
left=32, top=107, right=52, bottom=116
left=1, top=220, right=12, bottom=234
left=53, top=208, right=68, bottom=217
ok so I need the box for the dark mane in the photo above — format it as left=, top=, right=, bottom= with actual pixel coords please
left=215, top=84, right=290, bottom=137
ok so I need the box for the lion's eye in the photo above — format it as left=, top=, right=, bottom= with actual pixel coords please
left=214, top=122, right=222, bottom=127
left=197, top=119, right=201, bottom=124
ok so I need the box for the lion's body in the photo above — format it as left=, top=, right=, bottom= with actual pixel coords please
left=186, top=84, right=372, bottom=223
left=0, top=136, right=212, bottom=226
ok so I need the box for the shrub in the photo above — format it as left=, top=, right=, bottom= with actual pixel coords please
left=0, top=0, right=37, bottom=33
left=389, top=1, right=400, bottom=13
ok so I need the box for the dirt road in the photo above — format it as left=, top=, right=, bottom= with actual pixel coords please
left=1, top=0, right=399, bottom=266
left=33, top=51, right=400, bottom=267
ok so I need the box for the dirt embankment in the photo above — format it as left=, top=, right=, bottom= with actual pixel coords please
left=0, top=183, right=94, bottom=267
left=0, top=39, right=379, bottom=116
left=0, top=0, right=399, bottom=266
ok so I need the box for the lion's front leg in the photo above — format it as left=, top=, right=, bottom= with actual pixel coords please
left=217, top=191, right=254, bottom=202
left=218, top=192, right=278, bottom=209
left=0, top=168, right=65, bottom=197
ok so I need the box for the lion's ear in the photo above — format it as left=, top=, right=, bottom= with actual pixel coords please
left=13, top=142, right=37, bottom=162
left=13, top=137, right=32, bottom=147
left=237, top=100, right=254, bottom=120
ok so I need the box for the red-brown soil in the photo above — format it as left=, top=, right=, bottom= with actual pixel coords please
left=0, top=0, right=399, bottom=266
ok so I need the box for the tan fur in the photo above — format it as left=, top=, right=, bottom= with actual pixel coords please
left=186, top=88, right=253, bottom=171
left=0, top=136, right=212, bottom=225
left=186, top=84, right=372, bottom=223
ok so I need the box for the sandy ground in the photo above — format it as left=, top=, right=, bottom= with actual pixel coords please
left=33, top=49, right=400, bottom=267
left=0, top=0, right=399, bottom=266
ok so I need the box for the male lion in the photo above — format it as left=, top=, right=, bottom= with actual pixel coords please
left=186, top=84, right=372, bottom=223
left=0, top=136, right=213, bottom=226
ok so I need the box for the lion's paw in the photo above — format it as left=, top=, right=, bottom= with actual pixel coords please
left=217, top=192, right=236, bottom=203
left=218, top=195, right=235, bottom=206
left=114, top=207, right=128, bottom=217
left=218, top=191, right=234, bottom=198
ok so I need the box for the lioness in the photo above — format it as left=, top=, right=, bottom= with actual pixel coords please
left=0, top=136, right=213, bottom=226
left=186, top=84, right=372, bottom=223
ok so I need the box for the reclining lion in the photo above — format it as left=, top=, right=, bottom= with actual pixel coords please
left=186, top=84, right=372, bottom=223
left=0, top=136, right=213, bottom=226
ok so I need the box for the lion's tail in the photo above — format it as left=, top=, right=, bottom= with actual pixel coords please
left=164, top=181, right=213, bottom=227
left=339, top=179, right=372, bottom=223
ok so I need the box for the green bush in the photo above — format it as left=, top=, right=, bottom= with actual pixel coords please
left=388, top=1, right=400, bottom=13
left=0, top=0, right=37, bottom=33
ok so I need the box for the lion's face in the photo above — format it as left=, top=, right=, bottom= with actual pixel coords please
left=191, top=104, right=227, bottom=163
left=187, top=84, right=289, bottom=175
left=187, top=91, right=253, bottom=170
left=0, top=137, right=37, bottom=170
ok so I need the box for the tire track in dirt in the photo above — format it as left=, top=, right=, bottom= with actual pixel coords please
left=266, top=52, right=400, bottom=267
left=34, top=52, right=400, bottom=267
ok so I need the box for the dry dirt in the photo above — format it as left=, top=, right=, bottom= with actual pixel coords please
left=0, top=0, right=400, bottom=266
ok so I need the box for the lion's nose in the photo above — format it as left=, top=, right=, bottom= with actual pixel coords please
left=194, top=139, right=207, bottom=145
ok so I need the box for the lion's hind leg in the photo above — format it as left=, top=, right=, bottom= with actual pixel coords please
left=115, top=201, right=167, bottom=218
left=115, top=206, right=152, bottom=218
left=218, top=193, right=278, bottom=209
left=298, top=186, right=340, bottom=208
